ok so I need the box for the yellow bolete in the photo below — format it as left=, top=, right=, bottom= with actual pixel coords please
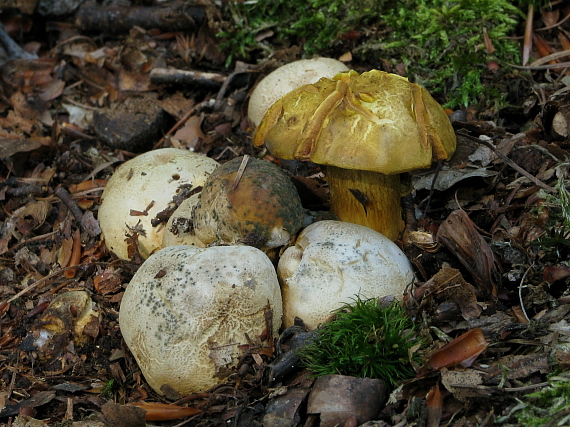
left=253, top=70, right=456, bottom=240
left=248, top=57, right=349, bottom=127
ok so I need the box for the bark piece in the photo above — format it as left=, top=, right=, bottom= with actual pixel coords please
left=92, top=96, right=166, bottom=152
left=262, top=388, right=311, bottom=427
left=418, top=328, right=489, bottom=376
left=100, top=402, right=145, bottom=427
left=437, top=210, right=499, bottom=297
left=306, top=375, right=387, bottom=427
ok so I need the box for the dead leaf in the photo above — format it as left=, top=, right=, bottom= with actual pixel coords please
left=129, top=401, right=201, bottom=421
left=0, top=391, right=56, bottom=418
left=0, top=138, right=42, bottom=158
left=413, top=167, right=498, bottom=191
left=58, top=233, right=74, bottom=270
left=414, top=268, right=482, bottom=321
left=63, top=228, right=81, bottom=278
left=38, top=79, right=65, bottom=101
left=426, top=382, right=443, bottom=427
left=437, top=210, right=499, bottom=297
left=485, top=353, right=549, bottom=384
left=172, top=115, right=205, bottom=150
left=101, top=401, right=146, bottom=427
left=542, top=8, right=560, bottom=27
left=419, top=328, right=489, bottom=376
left=13, top=200, right=51, bottom=235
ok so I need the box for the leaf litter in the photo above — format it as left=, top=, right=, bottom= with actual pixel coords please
left=0, top=1, right=570, bottom=426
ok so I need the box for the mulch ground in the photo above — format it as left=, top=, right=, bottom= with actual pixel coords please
left=1, top=2, right=570, bottom=426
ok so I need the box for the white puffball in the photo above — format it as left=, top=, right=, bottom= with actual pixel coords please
left=119, top=245, right=283, bottom=395
left=248, top=58, right=349, bottom=127
left=98, top=148, right=218, bottom=260
left=278, top=221, right=415, bottom=329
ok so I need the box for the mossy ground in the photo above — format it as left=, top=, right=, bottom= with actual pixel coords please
left=498, top=372, right=570, bottom=425
left=218, top=0, right=530, bottom=108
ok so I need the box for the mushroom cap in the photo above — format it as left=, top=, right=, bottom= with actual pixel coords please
left=253, top=70, right=456, bottom=175
left=277, top=220, right=415, bottom=329
left=161, top=193, right=205, bottom=248
left=119, top=245, right=283, bottom=395
left=98, top=148, right=219, bottom=260
left=248, top=58, right=349, bottom=128
left=192, top=156, right=305, bottom=251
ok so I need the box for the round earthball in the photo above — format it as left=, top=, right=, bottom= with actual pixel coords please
left=119, top=245, right=283, bottom=395
left=98, top=148, right=218, bottom=260
left=192, top=156, right=305, bottom=251
left=278, top=220, right=415, bottom=329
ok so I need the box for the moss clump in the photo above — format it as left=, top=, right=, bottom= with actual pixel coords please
left=218, top=0, right=525, bottom=108
left=377, top=0, right=524, bottom=108
left=217, top=0, right=390, bottom=63
left=297, top=297, right=423, bottom=386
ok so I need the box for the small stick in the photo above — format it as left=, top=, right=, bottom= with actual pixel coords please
left=232, top=155, right=250, bottom=190
left=55, top=186, right=84, bottom=223
left=153, top=104, right=197, bottom=149
left=522, top=4, right=534, bottom=66
left=5, top=262, right=112, bottom=303
left=0, top=23, right=37, bottom=60
left=458, top=131, right=556, bottom=193
left=518, top=264, right=533, bottom=322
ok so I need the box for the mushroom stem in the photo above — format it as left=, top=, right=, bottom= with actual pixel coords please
left=326, top=166, right=404, bottom=240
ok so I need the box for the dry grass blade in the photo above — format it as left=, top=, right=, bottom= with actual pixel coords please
left=523, top=4, right=534, bottom=66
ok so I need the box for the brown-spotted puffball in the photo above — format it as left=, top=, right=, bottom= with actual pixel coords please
left=192, top=156, right=305, bottom=251
left=278, top=220, right=415, bottom=329
left=119, top=245, right=283, bottom=396
left=98, top=148, right=218, bottom=260
left=248, top=58, right=349, bottom=128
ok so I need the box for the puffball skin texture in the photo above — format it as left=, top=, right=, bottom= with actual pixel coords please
left=119, top=245, right=283, bottom=396
left=248, top=58, right=349, bottom=127
left=98, top=148, right=219, bottom=260
left=278, top=221, right=415, bottom=330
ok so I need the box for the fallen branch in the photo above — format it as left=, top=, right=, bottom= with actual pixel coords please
left=75, top=5, right=206, bottom=33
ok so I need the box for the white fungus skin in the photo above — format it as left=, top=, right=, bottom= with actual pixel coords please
left=161, top=193, right=205, bottom=248
left=119, top=245, right=283, bottom=396
left=248, top=58, right=349, bottom=128
left=278, top=220, right=415, bottom=330
left=98, top=148, right=218, bottom=260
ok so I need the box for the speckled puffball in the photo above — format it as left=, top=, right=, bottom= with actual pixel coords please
left=98, top=148, right=219, bottom=260
left=119, top=245, right=283, bottom=396
left=248, top=58, right=349, bottom=127
left=278, top=220, right=415, bottom=329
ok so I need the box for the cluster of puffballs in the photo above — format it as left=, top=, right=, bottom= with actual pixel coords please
left=100, top=58, right=417, bottom=397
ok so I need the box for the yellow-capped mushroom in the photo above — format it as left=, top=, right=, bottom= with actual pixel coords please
left=253, top=70, right=456, bottom=240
